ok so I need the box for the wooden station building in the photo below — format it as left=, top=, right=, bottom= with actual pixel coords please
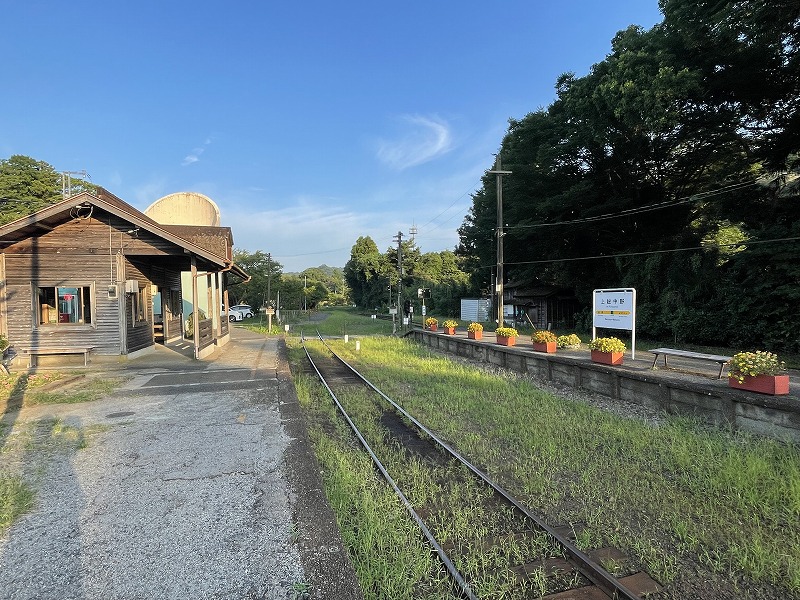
left=0, top=188, right=249, bottom=367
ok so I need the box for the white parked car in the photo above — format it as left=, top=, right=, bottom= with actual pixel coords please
left=229, top=304, right=254, bottom=318
left=222, top=305, right=249, bottom=322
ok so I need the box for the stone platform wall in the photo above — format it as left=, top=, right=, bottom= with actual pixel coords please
left=409, top=330, right=800, bottom=443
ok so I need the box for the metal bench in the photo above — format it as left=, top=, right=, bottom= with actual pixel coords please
left=21, top=346, right=94, bottom=368
left=649, top=348, right=732, bottom=379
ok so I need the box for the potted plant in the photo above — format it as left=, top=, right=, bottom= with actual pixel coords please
left=588, top=336, right=626, bottom=365
left=425, top=317, right=438, bottom=332
left=728, top=351, right=789, bottom=395
left=442, top=320, right=458, bottom=335
left=531, top=330, right=557, bottom=353
left=557, top=333, right=582, bottom=349
left=495, top=326, right=519, bottom=347
left=467, top=322, right=483, bottom=340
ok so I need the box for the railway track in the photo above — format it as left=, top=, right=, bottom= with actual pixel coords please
left=301, top=333, right=662, bottom=599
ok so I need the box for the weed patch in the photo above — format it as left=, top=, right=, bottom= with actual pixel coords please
left=291, top=337, right=800, bottom=599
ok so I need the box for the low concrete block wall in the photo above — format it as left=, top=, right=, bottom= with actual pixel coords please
left=409, top=330, right=800, bottom=443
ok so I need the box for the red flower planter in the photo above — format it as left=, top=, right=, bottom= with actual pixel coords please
left=428, top=325, right=438, bottom=332
left=467, top=331, right=482, bottom=340
left=728, top=374, right=790, bottom=395
left=591, top=350, right=624, bottom=365
left=533, top=341, right=557, bottom=353
left=496, top=335, right=516, bottom=346
left=443, top=327, right=456, bottom=335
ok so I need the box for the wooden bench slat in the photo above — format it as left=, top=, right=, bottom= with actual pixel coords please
left=649, top=348, right=731, bottom=361
left=20, top=347, right=94, bottom=367
left=649, top=348, right=732, bottom=379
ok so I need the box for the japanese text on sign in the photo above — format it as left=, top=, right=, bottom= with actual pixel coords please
left=593, top=289, right=635, bottom=330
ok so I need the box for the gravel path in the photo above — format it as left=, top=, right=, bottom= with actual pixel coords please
left=0, top=329, right=360, bottom=600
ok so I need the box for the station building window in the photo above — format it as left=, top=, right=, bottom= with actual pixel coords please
left=36, top=286, right=92, bottom=325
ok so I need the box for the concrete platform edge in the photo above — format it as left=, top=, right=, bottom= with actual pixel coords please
left=276, top=338, right=365, bottom=600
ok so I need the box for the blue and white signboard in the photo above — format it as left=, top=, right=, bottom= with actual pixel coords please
left=593, top=288, right=636, bottom=359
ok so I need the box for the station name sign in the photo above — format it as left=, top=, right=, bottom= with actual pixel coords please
left=593, top=288, right=637, bottom=359
left=593, top=288, right=635, bottom=330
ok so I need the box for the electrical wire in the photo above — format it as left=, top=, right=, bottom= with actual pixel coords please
left=504, top=180, right=759, bottom=231
left=474, top=235, right=800, bottom=269
left=273, top=247, right=352, bottom=258
left=417, top=188, right=475, bottom=233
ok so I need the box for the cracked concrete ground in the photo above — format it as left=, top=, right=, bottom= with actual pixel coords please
left=0, top=327, right=362, bottom=600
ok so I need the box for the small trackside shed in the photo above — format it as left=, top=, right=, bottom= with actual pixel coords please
left=0, top=188, right=249, bottom=366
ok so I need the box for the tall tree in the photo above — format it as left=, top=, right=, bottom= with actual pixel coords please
left=228, top=250, right=282, bottom=308
left=458, top=2, right=800, bottom=350
left=0, top=155, right=62, bottom=225
left=344, top=236, right=390, bottom=309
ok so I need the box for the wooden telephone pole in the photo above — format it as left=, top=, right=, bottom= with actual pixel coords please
left=488, top=156, right=512, bottom=325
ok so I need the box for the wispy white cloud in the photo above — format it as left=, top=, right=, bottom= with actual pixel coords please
left=223, top=200, right=357, bottom=270
left=182, top=137, right=212, bottom=166
left=375, top=115, right=453, bottom=170
left=132, top=177, right=169, bottom=208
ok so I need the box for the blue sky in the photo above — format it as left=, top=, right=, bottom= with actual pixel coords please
left=2, top=1, right=663, bottom=272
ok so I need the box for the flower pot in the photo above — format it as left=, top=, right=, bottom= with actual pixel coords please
left=496, top=335, right=516, bottom=346
left=443, top=327, right=456, bottom=335
left=533, top=341, right=556, bottom=353
left=467, top=331, right=483, bottom=340
left=728, top=374, right=790, bottom=395
left=428, top=325, right=438, bottom=332
left=591, top=350, right=624, bottom=365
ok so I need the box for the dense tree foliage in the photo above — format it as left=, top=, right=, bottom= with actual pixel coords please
left=344, top=235, right=470, bottom=316
left=0, top=155, right=62, bottom=225
left=458, top=1, right=800, bottom=351
left=228, top=251, right=346, bottom=310
left=0, top=155, right=96, bottom=225
left=344, top=236, right=390, bottom=309
left=228, top=250, right=284, bottom=308
left=299, top=265, right=348, bottom=305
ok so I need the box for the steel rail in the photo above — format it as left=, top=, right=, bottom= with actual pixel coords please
left=316, top=332, right=643, bottom=600
left=301, top=334, right=478, bottom=600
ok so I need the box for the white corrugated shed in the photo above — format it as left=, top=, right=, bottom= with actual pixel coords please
left=460, top=298, right=491, bottom=322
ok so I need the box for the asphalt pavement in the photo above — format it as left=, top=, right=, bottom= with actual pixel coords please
left=0, top=327, right=362, bottom=600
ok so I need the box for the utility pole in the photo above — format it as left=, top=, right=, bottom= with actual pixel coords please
left=266, top=252, right=272, bottom=307
left=393, top=231, right=404, bottom=333
left=488, top=155, right=512, bottom=326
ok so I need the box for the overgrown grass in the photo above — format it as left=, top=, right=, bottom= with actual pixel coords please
left=0, top=474, right=34, bottom=530
left=247, top=306, right=396, bottom=338
left=0, top=372, right=128, bottom=410
left=0, top=417, right=109, bottom=534
left=292, top=373, right=455, bottom=599
left=291, top=336, right=800, bottom=598
left=1, top=380, right=116, bottom=534
left=23, top=377, right=125, bottom=406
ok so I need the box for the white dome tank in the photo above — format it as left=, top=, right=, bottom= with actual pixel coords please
left=145, top=192, right=221, bottom=226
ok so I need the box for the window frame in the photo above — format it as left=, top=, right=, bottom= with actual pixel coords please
left=129, top=284, right=149, bottom=326
left=34, top=283, right=95, bottom=328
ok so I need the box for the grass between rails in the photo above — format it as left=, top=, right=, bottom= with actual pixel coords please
left=289, top=335, right=800, bottom=599
left=292, top=373, right=454, bottom=598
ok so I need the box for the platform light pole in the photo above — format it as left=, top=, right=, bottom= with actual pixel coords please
left=488, top=155, right=512, bottom=326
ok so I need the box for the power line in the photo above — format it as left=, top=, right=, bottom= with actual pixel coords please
left=273, top=246, right=351, bottom=258
left=418, top=188, right=473, bottom=232
left=504, top=180, right=759, bottom=231
left=474, top=235, right=800, bottom=269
